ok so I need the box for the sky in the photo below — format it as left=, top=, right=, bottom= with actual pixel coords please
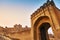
left=0, top=0, right=60, bottom=34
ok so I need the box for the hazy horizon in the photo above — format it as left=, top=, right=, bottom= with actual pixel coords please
left=0, top=0, right=60, bottom=34
left=0, top=0, right=60, bottom=27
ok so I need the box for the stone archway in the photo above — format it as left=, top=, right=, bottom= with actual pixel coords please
left=33, top=16, right=51, bottom=40
left=31, top=0, right=60, bottom=40
left=39, top=23, right=50, bottom=40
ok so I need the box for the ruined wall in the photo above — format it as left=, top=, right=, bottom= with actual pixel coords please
left=0, top=24, right=32, bottom=40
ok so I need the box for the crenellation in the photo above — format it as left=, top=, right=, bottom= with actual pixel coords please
left=31, top=0, right=56, bottom=19
left=0, top=24, right=31, bottom=35
left=31, top=0, right=60, bottom=40
left=43, top=3, right=47, bottom=8
left=0, top=24, right=31, bottom=40
left=0, top=0, right=59, bottom=40
left=31, top=0, right=57, bottom=22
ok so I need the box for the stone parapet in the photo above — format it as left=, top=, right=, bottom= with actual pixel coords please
left=31, top=0, right=55, bottom=20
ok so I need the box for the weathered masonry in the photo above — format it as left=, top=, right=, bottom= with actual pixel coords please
left=31, top=0, right=60, bottom=40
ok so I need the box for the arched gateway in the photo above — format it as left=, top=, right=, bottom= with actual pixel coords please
left=31, top=0, right=60, bottom=40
